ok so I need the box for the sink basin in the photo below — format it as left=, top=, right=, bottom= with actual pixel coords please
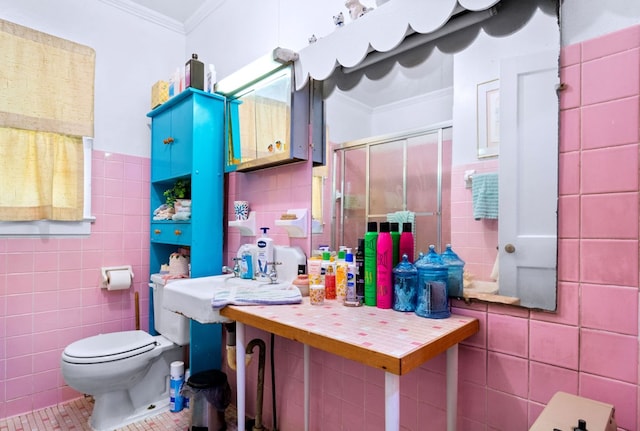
left=162, top=275, right=299, bottom=324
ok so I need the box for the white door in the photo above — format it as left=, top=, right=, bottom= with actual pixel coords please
left=499, top=50, right=559, bottom=310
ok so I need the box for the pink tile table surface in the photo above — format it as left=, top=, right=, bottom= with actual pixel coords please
left=221, top=298, right=479, bottom=375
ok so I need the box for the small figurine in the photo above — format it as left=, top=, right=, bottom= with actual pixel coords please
left=333, top=12, right=344, bottom=27
left=345, top=0, right=373, bottom=20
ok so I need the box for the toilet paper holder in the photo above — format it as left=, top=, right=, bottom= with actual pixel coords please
left=100, top=265, right=135, bottom=289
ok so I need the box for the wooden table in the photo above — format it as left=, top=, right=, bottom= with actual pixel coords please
left=220, top=298, right=479, bottom=431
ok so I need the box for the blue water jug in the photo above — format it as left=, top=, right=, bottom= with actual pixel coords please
left=392, top=254, right=417, bottom=312
left=414, top=245, right=450, bottom=319
left=441, top=244, right=465, bottom=298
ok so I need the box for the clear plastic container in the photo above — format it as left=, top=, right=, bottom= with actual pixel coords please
left=414, top=245, right=450, bottom=319
left=441, top=244, right=465, bottom=298
left=392, top=254, right=417, bottom=312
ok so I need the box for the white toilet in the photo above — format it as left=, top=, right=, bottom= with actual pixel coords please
left=61, top=277, right=190, bottom=431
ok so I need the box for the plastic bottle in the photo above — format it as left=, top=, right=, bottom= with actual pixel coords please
left=393, top=254, right=418, bottom=312
left=364, top=222, right=378, bottom=306
left=169, top=67, right=180, bottom=98
left=355, top=238, right=365, bottom=305
left=376, top=222, right=393, bottom=309
left=399, top=222, right=414, bottom=263
left=320, top=251, right=330, bottom=284
left=324, top=262, right=336, bottom=300
left=307, top=254, right=322, bottom=285
left=390, top=222, right=401, bottom=268
left=239, top=247, right=254, bottom=279
left=344, top=252, right=361, bottom=306
left=256, top=227, right=274, bottom=279
left=206, top=64, right=217, bottom=93
left=441, top=244, right=465, bottom=297
left=335, top=250, right=348, bottom=301
left=414, top=245, right=450, bottom=319
left=169, top=360, right=185, bottom=412
left=185, top=53, right=204, bottom=90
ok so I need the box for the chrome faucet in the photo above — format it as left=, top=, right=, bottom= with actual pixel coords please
left=266, top=261, right=281, bottom=284
left=222, top=258, right=241, bottom=278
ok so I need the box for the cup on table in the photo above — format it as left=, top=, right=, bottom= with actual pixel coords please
left=309, top=284, right=325, bottom=305
left=233, top=201, right=249, bottom=220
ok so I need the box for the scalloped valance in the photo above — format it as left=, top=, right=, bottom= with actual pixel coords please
left=294, top=0, right=501, bottom=90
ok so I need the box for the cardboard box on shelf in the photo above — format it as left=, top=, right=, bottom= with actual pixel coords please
left=151, top=80, right=169, bottom=109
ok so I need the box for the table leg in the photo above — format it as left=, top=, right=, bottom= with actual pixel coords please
left=384, top=372, right=400, bottom=431
left=304, top=344, right=310, bottom=431
left=446, top=344, right=459, bottom=431
left=236, top=322, right=246, bottom=431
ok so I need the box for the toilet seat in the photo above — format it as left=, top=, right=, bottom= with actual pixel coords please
left=62, top=330, right=157, bottom=364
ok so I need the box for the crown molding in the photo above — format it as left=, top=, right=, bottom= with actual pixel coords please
left=184, top=0, right=226, bottom=34
left=98, top=0, right=186, bottom=34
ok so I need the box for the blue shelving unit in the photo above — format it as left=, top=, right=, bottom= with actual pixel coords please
left=147, top=88, right=225, bottom=374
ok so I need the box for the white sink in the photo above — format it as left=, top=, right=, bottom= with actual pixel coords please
left=162, top=274, right=297, bottom=324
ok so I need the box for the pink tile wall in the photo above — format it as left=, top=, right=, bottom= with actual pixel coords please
left=0, top=151, right=150, bottom=419
left=450, top=159, right=499, bottom=280
left=224, top=160, right=313, bottom=266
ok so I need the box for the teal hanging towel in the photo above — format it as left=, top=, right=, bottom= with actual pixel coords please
left=472, top=172, right=499, bottom=220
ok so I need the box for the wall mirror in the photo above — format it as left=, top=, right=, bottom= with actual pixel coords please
left=308, top=0, right=560, bottom=310
left=221, top=63, right=310, bottom=172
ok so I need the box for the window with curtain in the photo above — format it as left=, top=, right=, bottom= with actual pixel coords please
left=0, top=18, right=95, bottom=224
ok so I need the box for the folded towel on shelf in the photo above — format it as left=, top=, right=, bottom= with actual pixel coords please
left=211, top=284, right=302, bottom=309
left=472, top=172, right=499, bottom=220
left=387, top=210, right=415, bottom=225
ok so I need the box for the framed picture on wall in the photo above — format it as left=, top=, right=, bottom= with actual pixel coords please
left=477, top=79, right=500, bottom=158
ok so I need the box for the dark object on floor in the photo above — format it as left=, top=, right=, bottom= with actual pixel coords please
left=184, top=369, right=232, bottom=431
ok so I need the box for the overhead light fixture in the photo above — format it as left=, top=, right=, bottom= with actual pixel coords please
left=343, top=7, right=498, bottom=74
left=216, top=47, right=298, bottom=95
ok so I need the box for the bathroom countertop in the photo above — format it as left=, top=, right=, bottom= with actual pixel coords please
left=220, top=298, right=479, bottom=375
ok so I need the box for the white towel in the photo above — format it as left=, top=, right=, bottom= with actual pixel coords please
left=211, top=284, right=302, bottom=309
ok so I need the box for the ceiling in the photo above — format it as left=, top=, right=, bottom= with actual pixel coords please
left=128, top=0, right=209, bottom=24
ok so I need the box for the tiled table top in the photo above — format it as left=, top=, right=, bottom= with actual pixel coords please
left=220, top=298, right=479, bottom=375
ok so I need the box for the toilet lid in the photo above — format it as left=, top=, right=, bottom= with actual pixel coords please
left=62, top=330, right=157, bottom=364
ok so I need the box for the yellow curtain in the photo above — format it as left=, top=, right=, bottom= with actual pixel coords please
left=0, top=19, right=94, bottom=221
left=0, top=19, right=95, bottom=136
left=0, top=128, right=83, bottom=221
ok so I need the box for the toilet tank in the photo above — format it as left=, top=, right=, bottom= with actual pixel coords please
left=150, top=274, right=190, bottom=346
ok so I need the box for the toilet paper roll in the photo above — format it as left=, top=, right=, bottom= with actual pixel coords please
left=106, top=269, right=132, bottom=290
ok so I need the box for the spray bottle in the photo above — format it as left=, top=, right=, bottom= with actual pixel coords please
left=376, top=222, right=393, bottom=309
left=355, top=238, right=365, bottom=305
left=169, top=361, right=184, bottom=412
left=364, top=222, right=378, bottom=306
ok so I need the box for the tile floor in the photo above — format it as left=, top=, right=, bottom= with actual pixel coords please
left=0, top=397, right=242, bottom=431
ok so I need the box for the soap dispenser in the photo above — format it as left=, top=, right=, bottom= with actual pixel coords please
left=256, top=227, right=274, bottom=279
